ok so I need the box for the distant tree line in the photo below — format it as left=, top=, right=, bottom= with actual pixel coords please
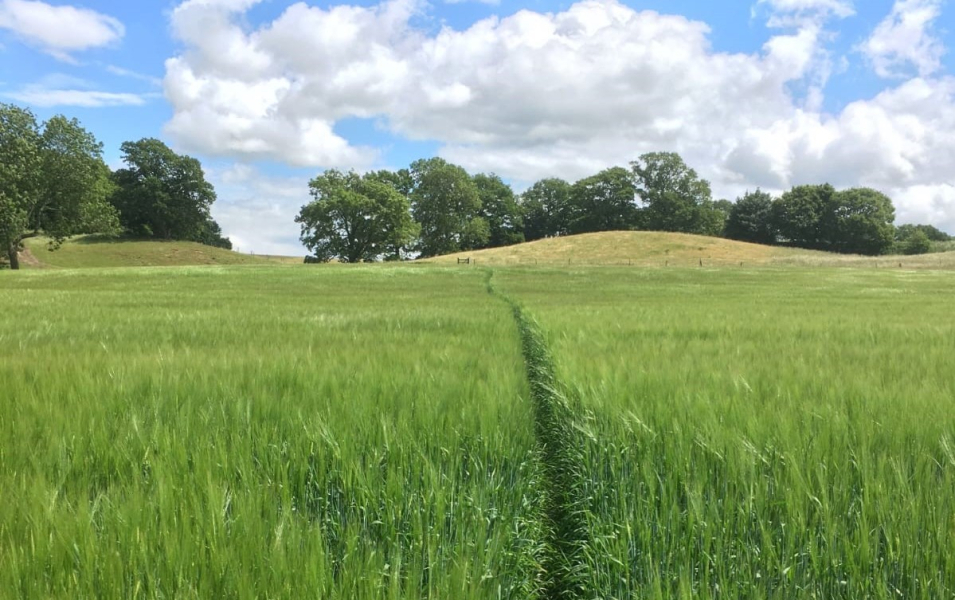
left=2, top=102, right=949, bottom=269
left=1, top=103, right=230, bottom=269
left=893, top=224, right=952, bottom=255
left=297, top=152, right=949, bottom=262
left=725, top=187, right=952, bottom=255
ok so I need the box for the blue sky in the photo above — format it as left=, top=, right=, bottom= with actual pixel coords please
left=2, top=0, right=955, bottom=254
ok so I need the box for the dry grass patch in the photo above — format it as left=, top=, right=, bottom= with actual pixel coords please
left=423, top=231, right=955, bottom=269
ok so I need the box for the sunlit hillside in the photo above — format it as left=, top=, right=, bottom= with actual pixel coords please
left=424, top=231, right=955, bottom=269
left=19, top=236, right=300, bottom=269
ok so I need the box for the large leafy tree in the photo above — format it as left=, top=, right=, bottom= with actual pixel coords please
left=698, top=200, right=730, bottom=237
left=520, top=178, right=573, bottom=241
left=903, top=229, right=933, bottom=255
left=826, top=188, right=895, bottom=255
left=772, top=184, right=895, bottom=255
left=409, top=158, right=488, bottom=257
left=473, top=173, right=524, bottom=248
left=631, top=152, right=715, bottom=234
left=771, top=184, right=834, bottom=249
left=1, top=104, right=118, bottom=269
left=725, top=190, right=776, bottom=244
left=111, top=138, right=221, bottom=242
left=296, top=169, right=417, bottom=262
left=569, top=167, right=639, bottom=233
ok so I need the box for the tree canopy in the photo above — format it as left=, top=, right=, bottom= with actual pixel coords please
left=772, top=184, right=833, bottom=250
left=474, top=173, right=524, bottom=248
left=569, top=167, right=639, bottom=234
left=0, top=104, right=118, bottom=269
left=110, top=138, right=225, bottom=245
left=896, top=223, right=951, bottom=243
left=631, top=152, right=717, bottom=234
left=293, top=158, right=910, bottom=260
left=725, top=190, right=776, bottom=245
left=409, top=158, right=488, bottom=258
left=296, top=169, right=418, bottom=263
left=520, top=178, right=572, bottom=241
left=825, top=188, right=895, bottom=255
left=771, top=184, right=895, bottom=255
left=903, top=229, right=933, bottom=255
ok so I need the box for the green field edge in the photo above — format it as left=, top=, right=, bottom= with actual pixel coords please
left=486, top=270, right=597, bottom=600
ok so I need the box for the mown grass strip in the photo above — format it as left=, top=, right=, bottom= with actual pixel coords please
left=487, top=270, right=593, bottom=600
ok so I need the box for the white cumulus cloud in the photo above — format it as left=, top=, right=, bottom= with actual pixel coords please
left=207, top=163, right=311, bottom=256
left=861, top=0, right=945, bottom=78
left=0, top=0, right=124, bottom=61
left=164, top=0, right=955, bottom=235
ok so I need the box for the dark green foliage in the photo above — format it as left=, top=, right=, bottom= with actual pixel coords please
left=0, top=104, right=38, bottom=269
left=826, top=188, right=896, bottom=255
left=409, top=158, right=488, bottom=257
left=904, top=229, right=933, bottom=255
left=296, top=169, right=418, bottom=262
left=194, top=218, right=233, bottom=250
left=771, top=185, right=895, bottom=255
left=37, top=116, right=119, bottom=242
left=631, top=152, right=718, bottom=234
left=288, top=153, right=914, bottom=258
left=367, top=168, right=414, bottom=197
left=895, top=223, right=951, bottom=254
left=772, top=184, right=834, bottom=250
left=473, top=173, right=524, bottom=248
left=111, top=139, right=223, bottom=245
left=0, top=104, right=118, bottom=269
left=725, top=190, right=776, bottom=244
left=643, top=191, right=726, bottom=235
left=520, top=178, right=573, bottom=241
left=896, top=223, right=951, bottom=242
left=569, top=167, right=638, bottom=233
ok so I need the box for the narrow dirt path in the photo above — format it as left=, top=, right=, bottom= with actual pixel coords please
left=18, top=247, right=44, bottom=268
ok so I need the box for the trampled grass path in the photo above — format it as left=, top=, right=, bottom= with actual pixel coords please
left=487, top=270, right=596, bottom=600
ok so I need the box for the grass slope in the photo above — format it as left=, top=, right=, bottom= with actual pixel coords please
left=20, top=235, right=300, bottom=269
left=425, top=231, right=955, bottom=269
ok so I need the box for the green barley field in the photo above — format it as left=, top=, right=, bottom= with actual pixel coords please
left=0, top=267, right=542, bottom=599
left=2, top=263, right=954, bottom=598
left=497, top=267, right=955, bottom=599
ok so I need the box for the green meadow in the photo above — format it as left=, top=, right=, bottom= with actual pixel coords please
left=2, top=263, right=955, bottom=598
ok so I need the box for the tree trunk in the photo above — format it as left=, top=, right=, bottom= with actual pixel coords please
left=7, top=244, right=20, bottom=270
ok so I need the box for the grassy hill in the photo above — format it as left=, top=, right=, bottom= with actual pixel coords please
left=16, top=231, right=954, bottom=270
left=424, top=231, right=955, bottom=269
left=18, top=236, right=301, bottom=269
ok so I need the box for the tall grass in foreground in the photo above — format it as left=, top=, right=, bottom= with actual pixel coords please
left=0, top=266, right=542, bottom=599
left=501, top=267, right=955, bottom=599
